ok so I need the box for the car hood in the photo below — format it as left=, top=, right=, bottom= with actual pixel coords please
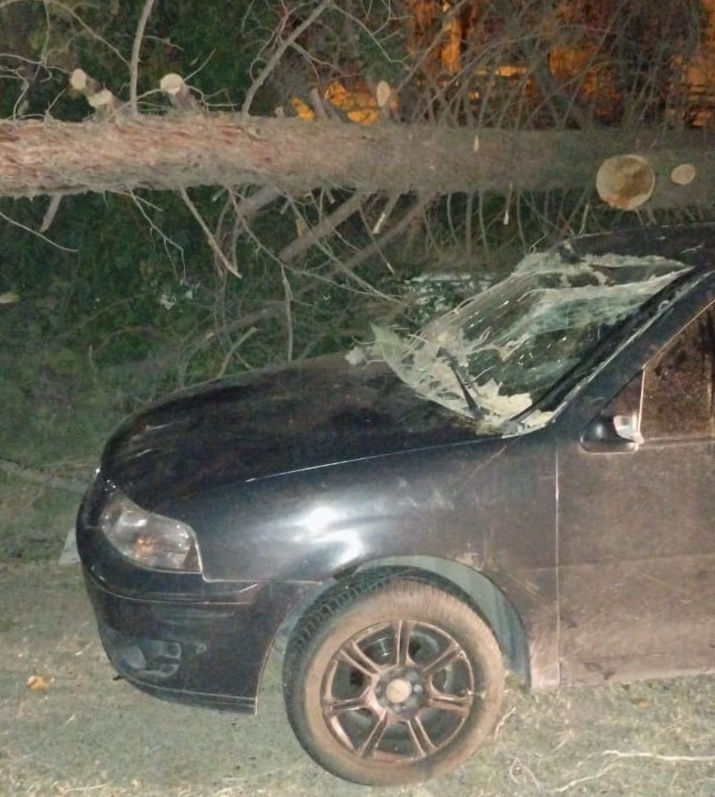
left=101, top=353, right=482, bottom=508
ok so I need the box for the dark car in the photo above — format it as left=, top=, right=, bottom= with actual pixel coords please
left=77, top=224, right=715, bottom=786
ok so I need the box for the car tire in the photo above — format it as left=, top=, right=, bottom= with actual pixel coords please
left=283, top=573, right=505, bottom=786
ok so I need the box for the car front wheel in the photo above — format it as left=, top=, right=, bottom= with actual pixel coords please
left=283, top=575, right=505, bottom=786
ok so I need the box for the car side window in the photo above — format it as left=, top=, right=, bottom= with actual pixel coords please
left=640, top=304, right=715, bottom=440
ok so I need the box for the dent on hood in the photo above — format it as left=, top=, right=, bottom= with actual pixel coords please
left=368, top=248, right=690, bottom=432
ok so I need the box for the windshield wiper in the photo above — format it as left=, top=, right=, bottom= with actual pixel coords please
left=437, top=348, right=484, bottom=420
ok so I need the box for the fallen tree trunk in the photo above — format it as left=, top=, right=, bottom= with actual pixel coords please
left=0, top=114, right=713, bottom=209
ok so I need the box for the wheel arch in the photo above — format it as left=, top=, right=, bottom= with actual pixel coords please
left=273, top=554, right=530, bottom=686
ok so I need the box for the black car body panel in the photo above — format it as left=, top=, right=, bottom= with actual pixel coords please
left=77, top=224, right=715, bottom=715
left=101, top=357, right=482, bottom=507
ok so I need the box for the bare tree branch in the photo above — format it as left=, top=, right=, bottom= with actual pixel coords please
left=39, top=192, right=63, bottom=232
left=279, top=190, right=368, bottom=263
left=241, top=0, right=334, bottom=117
left=342, top=194, right=435, bottom=274
left=129, top=0, right=158, bottom=114
left=234, top=186, right=283, bottom=221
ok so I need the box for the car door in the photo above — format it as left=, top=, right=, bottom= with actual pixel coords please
left=556, top=298, right=715, bottom=684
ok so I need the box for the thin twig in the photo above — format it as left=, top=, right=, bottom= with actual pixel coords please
left=280, top=264, right=294, bottom=361
left=51, top=1, right=129, bottom=68
left=180, top=188, right=241, bottom=278
left=548, top=762, right=619, bottom=793
left=216, top=327, right=258, bottom=378
left=122, top=191, right=186, bottom=270
left=603, top=750, right=715, bottom=764
left=0, top=208, right=76, bottom=252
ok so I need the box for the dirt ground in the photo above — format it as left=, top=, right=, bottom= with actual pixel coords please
left=0, top=555, right=713, bottom=797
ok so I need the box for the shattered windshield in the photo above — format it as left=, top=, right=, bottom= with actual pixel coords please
left=375, top=246, right=691, bottom=431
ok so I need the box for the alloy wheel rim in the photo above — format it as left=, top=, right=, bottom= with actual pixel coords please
left=320, top=619, right=479, bottom=762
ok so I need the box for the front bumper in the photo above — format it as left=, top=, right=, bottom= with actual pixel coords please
left=77, top=478, right=318, bottom=712
left=82, top=568, right=312, bottom=713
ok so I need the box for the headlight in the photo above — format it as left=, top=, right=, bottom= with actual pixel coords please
left=99, top=490, right=201, bottom=572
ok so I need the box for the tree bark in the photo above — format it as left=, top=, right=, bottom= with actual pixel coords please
left=0, top=113, right=713, bottom=209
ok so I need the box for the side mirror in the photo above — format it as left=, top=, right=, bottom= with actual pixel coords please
left=583, top=411, right=642, bottom=452
left=583, top=372, right=645, bottom=452
left=612, top=411, right=644, bottom=445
